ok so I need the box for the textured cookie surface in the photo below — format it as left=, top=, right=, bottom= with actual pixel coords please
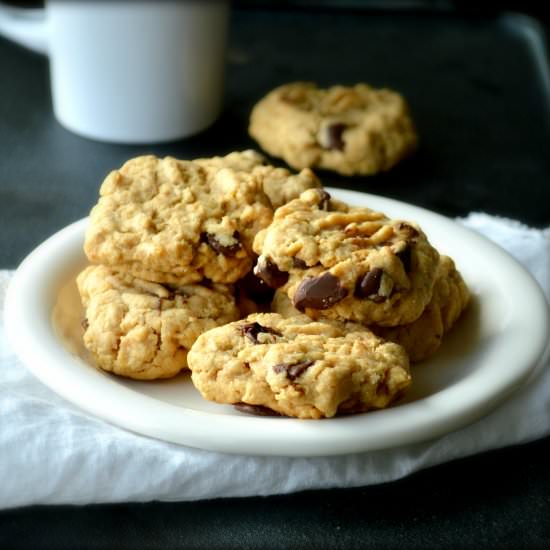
left=373, top=255, right=470, bottom=361
left=77, top=265, right=239, bottom=380
left=84, top=155, right=273, bottom=284
left=188, top=313, right=411, bottom=419
left=195, top=149, right=322, bottom=208
left=272, top=255, right=470, bottom=362
left=253, top=188, right=439, bottom=327
left=249, top=82, right=417, bottom=175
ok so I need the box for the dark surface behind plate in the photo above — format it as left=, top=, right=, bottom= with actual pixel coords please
left=1, top=4, right=550, bottom=550
left=1, top=8, right=550, bottom=267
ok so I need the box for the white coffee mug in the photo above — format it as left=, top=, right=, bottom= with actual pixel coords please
left=0, top=1, right=229, bottom=143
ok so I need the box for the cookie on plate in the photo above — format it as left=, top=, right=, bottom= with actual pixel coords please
left=187, top=313, right=411, bottom=419
left=84, top=155, right=273, bottom=285
left=373, top=255, right=470, bottom=362
left=249, top=82, right=417, bottom=175
left=253, top=188, right=440, bottom=327
left=272, top=255, right=470, bottom=362
left=195, top=149, right=322, bottom=208
left=77, top=265, right=239, bottom=380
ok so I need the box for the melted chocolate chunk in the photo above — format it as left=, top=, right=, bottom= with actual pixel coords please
left=234, top=403, right=281, bottom=416
left=272, top=360, right=314, bottom=381
left=396, top=246, right=412, bottom=273
left=355, top=267, right=383, bottom=298
left=318, top=189, right=332, bottom=211
left=254, top=256, right=289, bottom=289
left=292, top=257, right=307, bottom=269
left=240, top=322, right=282, bottom=344
left=237, top=270, right=274, bottom=303
left=324, top=123, right=346, bottom=151
left=201, top=231, right=241, bottom=256
left=293, top=272, right=347, bottom=310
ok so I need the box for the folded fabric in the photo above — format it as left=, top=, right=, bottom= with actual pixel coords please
left=0, top=212, right=549, bottom=509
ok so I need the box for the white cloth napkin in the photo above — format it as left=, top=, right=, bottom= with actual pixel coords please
left=1, top=213, right=549, bottom=510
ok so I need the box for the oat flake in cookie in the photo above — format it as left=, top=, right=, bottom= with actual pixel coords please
left=187, top=313, right=411, bottom=419
left=77, top=265, right=239, bottom=380
left=84, top=155, right=273, bottom=285
left=253, top=188, right=440, bottom=327
left=249, top=82, right=417, bottom=175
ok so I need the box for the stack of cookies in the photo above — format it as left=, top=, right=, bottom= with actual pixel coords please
left=77, top=151, right=469, bottom=419
left=189, top=187, right=469, bottom=419
left=257, top=188, right=470, bottom=363
left=77, top=152, right=320, bottom=380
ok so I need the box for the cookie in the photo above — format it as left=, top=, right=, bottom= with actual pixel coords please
left=187, top=313, right=411, bottom=419
left=84, top=155, right=273, bottom=285
left=253, top=188, right=440, bottom=327
left=195, top=149, right=322, bottom=208
left=373, top=255, right=470, bottom=361
left=272, top=255, right=470, bottom=362
left=249, top=82, right=417, bottom=175
left=77, top=265, right=239, bottom=380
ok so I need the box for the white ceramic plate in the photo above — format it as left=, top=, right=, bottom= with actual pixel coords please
left=4, top=189, right=549, bottom=456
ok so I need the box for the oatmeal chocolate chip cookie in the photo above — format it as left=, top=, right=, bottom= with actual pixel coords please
left=272, top=256, right=470, bottom=362
left=253, top=188, right=439, bottom=327
left=249, top=82, right=417, bottom=176
left=187, top=313, right=411, bottom=419
left=195, top=149, right=322, bottom=208
left=84, top=155, right=273, bottom=285
left=77, top=265, right=239, bottom=380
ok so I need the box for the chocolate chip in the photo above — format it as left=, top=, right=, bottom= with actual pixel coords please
left=81, top=318, right=89, bottom=330
left=237, top=270, right=274, bottom=303
left=323, top=123, right=346, bottom=150
left=396, top=246, right=412, bottom=273
left=254, top=256, right=289, bottom=289
left=240, top=322, right=282, bottom=344
left=293, top=272, right=347, bottom=310
left=355, top=268, right=383, bottom=298
left=292, top=257, right=307, bottom=269
left=318, top=189, right=332, bottom=211
left=201, top=231, right=241, bottom=256
left=272, top=360, right=314, bottom=381
left=234, top=403, right=281, bottom=416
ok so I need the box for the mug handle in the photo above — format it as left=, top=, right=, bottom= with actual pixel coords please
left=0, top=4, right=47, bottom=54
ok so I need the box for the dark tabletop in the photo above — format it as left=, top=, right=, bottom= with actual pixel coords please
left=1, top=4, right=550, bottom=549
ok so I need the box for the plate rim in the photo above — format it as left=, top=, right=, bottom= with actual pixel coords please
left=4, top=189, right=549, bottom=456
